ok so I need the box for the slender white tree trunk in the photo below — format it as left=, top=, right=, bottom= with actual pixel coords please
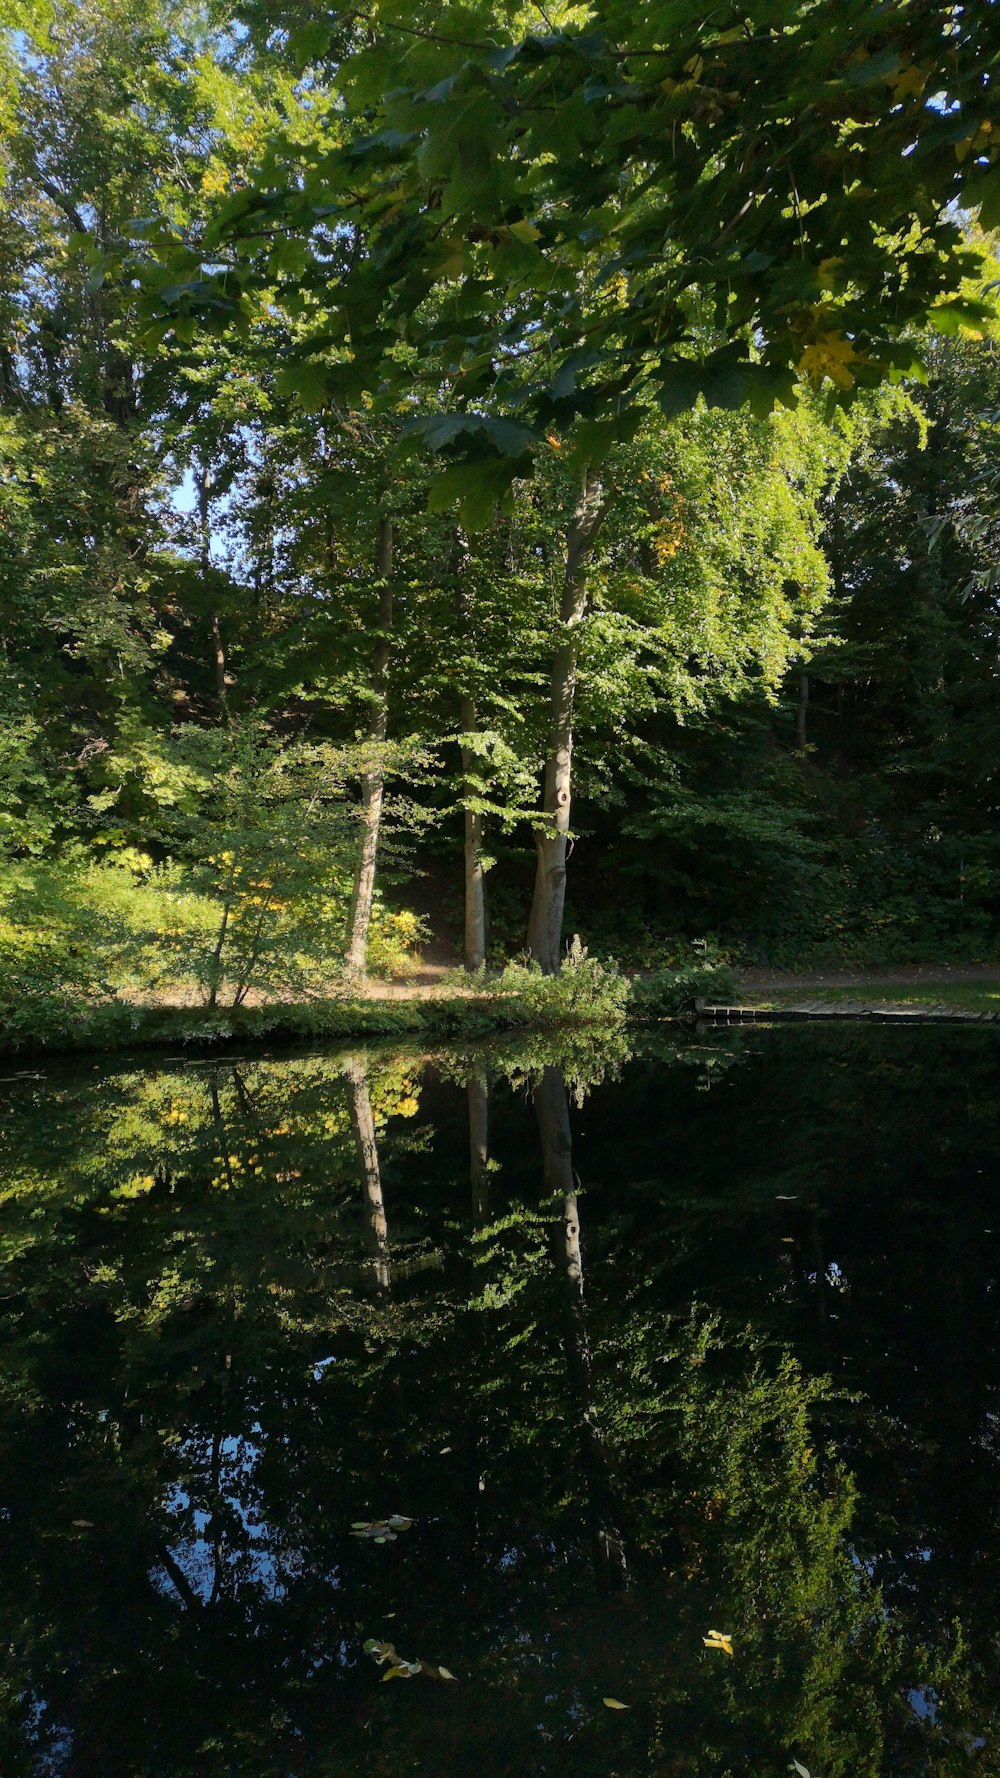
left=526, top=470, right=608, bottom=974
left=198, top=462, right=229, bottom=722
left=454, top=529, right=487, bottom=970
left=460, top=691, right=487, bottom=971
left=345, top=513, right=393, bottom=979
left=344, top=1054, right=390, bottom=1291
left=533, top=1064, right=629, bottom=1591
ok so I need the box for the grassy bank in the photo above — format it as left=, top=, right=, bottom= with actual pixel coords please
left=0, top=959, right=741, bottom=1057
left=751, top=981, right=1000, bottom=1017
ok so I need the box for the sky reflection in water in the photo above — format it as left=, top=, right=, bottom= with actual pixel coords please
left=0, top=1025, right=997, bottom=1777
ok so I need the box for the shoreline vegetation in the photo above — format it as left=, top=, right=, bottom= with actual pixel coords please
left=5, top=958, right=1000, bottom=1059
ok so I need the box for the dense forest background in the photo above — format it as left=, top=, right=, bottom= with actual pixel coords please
left=4, top=0, right=1000, bottom=1023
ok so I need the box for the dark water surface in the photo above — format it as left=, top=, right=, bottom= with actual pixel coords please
left=0, top=1025, right=998, bottom=1777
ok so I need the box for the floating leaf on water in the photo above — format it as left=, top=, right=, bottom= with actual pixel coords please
left=365, top=1640, right=397, bottom=1665
left=72, top=1519, right=94, bottom=1528
left=703, top=1630, right=734, bottom=1656
left=365, top=1638, right=448, bottom=1683
left=352, top=1514, right=414, bottom=1542
left=603, top=1697, right=630, bottom=1709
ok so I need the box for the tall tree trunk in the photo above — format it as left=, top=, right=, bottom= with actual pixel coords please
left=344, top=1054, right=390, bottom=1291
left=526, top=471, right=608, bottom=973
left=796, top=669, right=809, bottom=762
left=454, top=530, right=487, bottom=970
left=533, top=1065, right=629, bottom=1592
left=198, top=462, right=228, bottom=721
left=206, top=901, right=230, bottom=1009
left=468, top=1074, right=490, bottom=1221
left=460, top=692, right=487, bottom=970
left=345, top=513, right=393, bottom=979
left=210, top=611, right=228, bottom=716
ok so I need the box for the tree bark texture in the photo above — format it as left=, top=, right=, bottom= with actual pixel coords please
left=526, top=471, right=608, bottom=973
left=460, top=692, right=487, bottom=970
left=345, top=513, right=393, bottom=978
left=796, top=669, right=809, bottom=762
left=198, top=462, right=228, bottom=721
left=454, top=530, right=487, bottom=970
left=344, top=1055, right=390, bottom=1291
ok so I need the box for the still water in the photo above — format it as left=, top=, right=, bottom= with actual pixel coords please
left=0, top=1025, right=997, bottom=1777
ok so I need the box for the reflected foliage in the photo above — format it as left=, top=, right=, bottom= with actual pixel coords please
left=0, top=1028, right=997, bottom=1774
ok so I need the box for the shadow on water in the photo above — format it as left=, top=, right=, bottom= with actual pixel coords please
left=0, top=1024, right=998, bottom=1774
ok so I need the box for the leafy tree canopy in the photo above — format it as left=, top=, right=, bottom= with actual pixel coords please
left=143, top=0, right=1000, bottom=511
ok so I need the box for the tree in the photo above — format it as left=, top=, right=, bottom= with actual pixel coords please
left=135, top=0, right=1000, bottom=970
left=156, top=0, right=1000, bottom=472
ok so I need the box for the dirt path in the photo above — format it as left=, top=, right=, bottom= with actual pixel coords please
left=125, top=962, right=1000, bottom=1013
left=360, top=963, right=469, bottom=1000
left=738, top=964, right=1000, bottom=992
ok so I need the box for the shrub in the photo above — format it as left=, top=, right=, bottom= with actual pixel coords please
left=492, top=947, right=631, bottom=1026
left=629, top=961, right=741, bottom=1018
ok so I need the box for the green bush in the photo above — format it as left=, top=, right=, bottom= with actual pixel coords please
left=629, top=961, right=741, bottom=1018
left=491, top=948, right=631, bottom=1026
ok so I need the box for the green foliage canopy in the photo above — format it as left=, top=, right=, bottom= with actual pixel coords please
left=147, top=0, right=1000, bottom=506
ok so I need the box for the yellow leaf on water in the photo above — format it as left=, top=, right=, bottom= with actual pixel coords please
left=438, top=1666, right=458, bottom=1681
left=703, top=1630, right=734, bottom=1656
left=603, top=1697, right=630, bottom=1709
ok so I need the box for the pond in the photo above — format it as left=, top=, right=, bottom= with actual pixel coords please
left=0, top=1024, right=997, bottom=1777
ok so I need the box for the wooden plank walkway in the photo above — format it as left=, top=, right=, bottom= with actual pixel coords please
left=702, top=1004, right=1000, bottom=1024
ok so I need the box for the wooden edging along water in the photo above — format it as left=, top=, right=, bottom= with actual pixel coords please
left=701, top=1004, right=1000, bottom=1025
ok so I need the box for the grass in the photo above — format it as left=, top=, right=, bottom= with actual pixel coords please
left=741, top=982, right=1000, bottom=1017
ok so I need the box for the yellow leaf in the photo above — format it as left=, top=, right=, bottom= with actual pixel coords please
left=508, top=219, right=540, bottom=245
left=683, top=54, right=704, bottom=81
left=890, top=63, right=927, bottom=100
left=703, top=1630, right=734, bottom=1656
left=603, top=1697, right=630, bottom=1709
left=797, top=331, right=860, bottom=390
left=438, top=1666, right=458, bottom=1681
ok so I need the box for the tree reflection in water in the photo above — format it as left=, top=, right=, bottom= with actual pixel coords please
left=0, top=1026, right=996, bottom=1776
